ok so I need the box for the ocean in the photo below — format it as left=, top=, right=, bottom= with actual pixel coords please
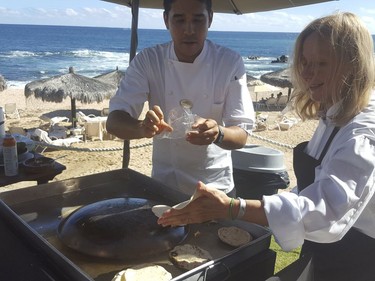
left=0, top=24, right=298, bottom=88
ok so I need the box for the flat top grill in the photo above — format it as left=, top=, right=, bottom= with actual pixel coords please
left=0, top=169, right=272, bottom=281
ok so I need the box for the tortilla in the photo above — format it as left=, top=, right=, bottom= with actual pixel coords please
left=169, top=244, right=212, bottom=271
left=218, top=226, right=253, bottom=247
left=111, top=264, right=172, bottom=281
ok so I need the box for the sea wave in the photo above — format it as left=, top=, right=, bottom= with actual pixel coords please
left=69, top=49, right=126, bottom=59
left=1, top=50, right=38, bottom=58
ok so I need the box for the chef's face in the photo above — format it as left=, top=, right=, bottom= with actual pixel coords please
left=300, top=31, right=334, bottom=103
left=164, top=0, right=213, bottom=63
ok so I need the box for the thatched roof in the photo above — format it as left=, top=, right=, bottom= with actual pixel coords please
left=24, top=67, right=116, bottom=104
left=247, top=74, right=264, bottom=86
left=260, top=68, right=293, bottom=89
left=94, top=67, right=125, bottom=88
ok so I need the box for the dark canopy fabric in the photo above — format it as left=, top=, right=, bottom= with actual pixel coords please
left=260, top=68, right=292, bottom=89
left=102, top=0, right=335, bottom=14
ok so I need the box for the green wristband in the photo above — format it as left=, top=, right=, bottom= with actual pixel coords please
left=228, top=197, right=235, bottom=220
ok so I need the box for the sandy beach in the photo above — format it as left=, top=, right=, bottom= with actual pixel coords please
left=0, top=86, right=318, bottom=193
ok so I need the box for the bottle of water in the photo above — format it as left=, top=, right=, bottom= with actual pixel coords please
left=3, top=133, right=18, bottom=176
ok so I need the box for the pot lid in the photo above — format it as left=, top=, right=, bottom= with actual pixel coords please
left=58, top=198, right=188, bottom=260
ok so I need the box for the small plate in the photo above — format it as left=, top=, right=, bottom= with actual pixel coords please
left=152, top=190, right=200, bottom=218
left=151, top=205, right=171, bottom=218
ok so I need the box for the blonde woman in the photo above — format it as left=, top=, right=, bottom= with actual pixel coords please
left=159, top=12, right=375, bottom=280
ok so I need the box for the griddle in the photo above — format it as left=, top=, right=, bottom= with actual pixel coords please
left=0, top=168, right=273, bottom=281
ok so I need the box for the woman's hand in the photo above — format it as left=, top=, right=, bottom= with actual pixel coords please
left=157, top=181, right=230, bottom=227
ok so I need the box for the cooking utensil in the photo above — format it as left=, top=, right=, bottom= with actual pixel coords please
left=58, top=197, right=188, bottom=260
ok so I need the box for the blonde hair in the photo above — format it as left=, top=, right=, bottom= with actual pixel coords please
left=291, top=12, right=375, bottom=125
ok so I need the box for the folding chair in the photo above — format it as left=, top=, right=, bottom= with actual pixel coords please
left=4, top=103, right=20, bottom=119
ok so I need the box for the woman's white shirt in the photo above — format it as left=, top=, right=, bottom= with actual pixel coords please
left=264, top=93, right=375, bottom=251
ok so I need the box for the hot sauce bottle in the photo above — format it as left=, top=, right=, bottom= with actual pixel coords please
left=3, top=133, right=18, bottom=176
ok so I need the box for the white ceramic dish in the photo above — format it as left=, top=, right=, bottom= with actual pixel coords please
left=151, top=205, right=172, bottom=218
left=152, top=190, right=199, bottom=218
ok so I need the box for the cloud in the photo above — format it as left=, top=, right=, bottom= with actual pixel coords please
left=0, top=6, right=21, bottom=16
left=83, top=7, right=117, bottom=17
left=65, top=8, right=78, bottom=17
left=0, top=3, right=374, bottom=33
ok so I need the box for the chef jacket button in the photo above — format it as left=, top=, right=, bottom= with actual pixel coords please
left=203, top=94, right=208, bottom=98
left=169, top=91, right=173, bottom=95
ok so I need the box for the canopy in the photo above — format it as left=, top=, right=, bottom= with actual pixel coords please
left=260, top=68, right=292, bottom=89
left=25, top=67, right=116, bottom=128
left=94, top=67, right=125, bottom=88
left=260, top=68, right=293, bottom=100
left=102, top=0, right=336, bottom=14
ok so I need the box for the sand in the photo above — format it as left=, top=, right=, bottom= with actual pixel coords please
left=0, top=86, right=318, bottom=194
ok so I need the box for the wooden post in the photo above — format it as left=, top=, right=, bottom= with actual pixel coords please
left=71, top=98, right=77, bottom=128
left=122, top=0, right=140, bottom=169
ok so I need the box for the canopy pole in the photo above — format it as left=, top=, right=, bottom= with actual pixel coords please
left=122, top=0, right=139, bottom=169
left=71, top=98, right=77, bottom=128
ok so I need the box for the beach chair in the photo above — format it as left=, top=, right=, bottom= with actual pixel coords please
left=50, top=116, right=69, bottom=126
left=77, top=111, right=107, bottom=123
left=101, top=108, right=109, bottom=116
left=84, top=121, right=104, bottom=141
left=33, top=128, right=82, bottom=152
left=77, top=111, right=108, bottom=141
left=265, top=97, right=277, bottom=111
left=276, top=95, right=288, bottom=110
left=4, top=103, right=20, bottom=119
left=48, top=124, right=68, bottom=139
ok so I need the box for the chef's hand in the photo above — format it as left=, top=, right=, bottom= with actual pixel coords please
left=157, top=181, right=230, bottom=227
left=186, top=117, right=221, bottom=145
left=142, top=105, right=173, bottom=138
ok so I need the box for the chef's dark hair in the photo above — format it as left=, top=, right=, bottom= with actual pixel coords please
left=163, top=0, right=212, bottom=14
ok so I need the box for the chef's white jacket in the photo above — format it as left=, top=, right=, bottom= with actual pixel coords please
left=110, top=40, right=254, bottom=195
left=264, top=93, right=375, bottom=251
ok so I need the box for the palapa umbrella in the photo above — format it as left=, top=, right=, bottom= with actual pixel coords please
left=94, top=67, right=125, bottom=88
left=260, top=68, right=293, bottom=100
left=102, top=0, right=335, bottom=168
left=24, top=66, right=117, bottom=128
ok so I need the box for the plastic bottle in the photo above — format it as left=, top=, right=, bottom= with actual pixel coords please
left=3, top=133, right=18, bottom=176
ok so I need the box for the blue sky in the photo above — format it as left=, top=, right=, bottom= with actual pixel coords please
left=0, top=0, right=374, bottom=33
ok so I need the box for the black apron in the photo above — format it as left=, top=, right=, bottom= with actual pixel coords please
left=293, top=127, right=375, bottom=281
